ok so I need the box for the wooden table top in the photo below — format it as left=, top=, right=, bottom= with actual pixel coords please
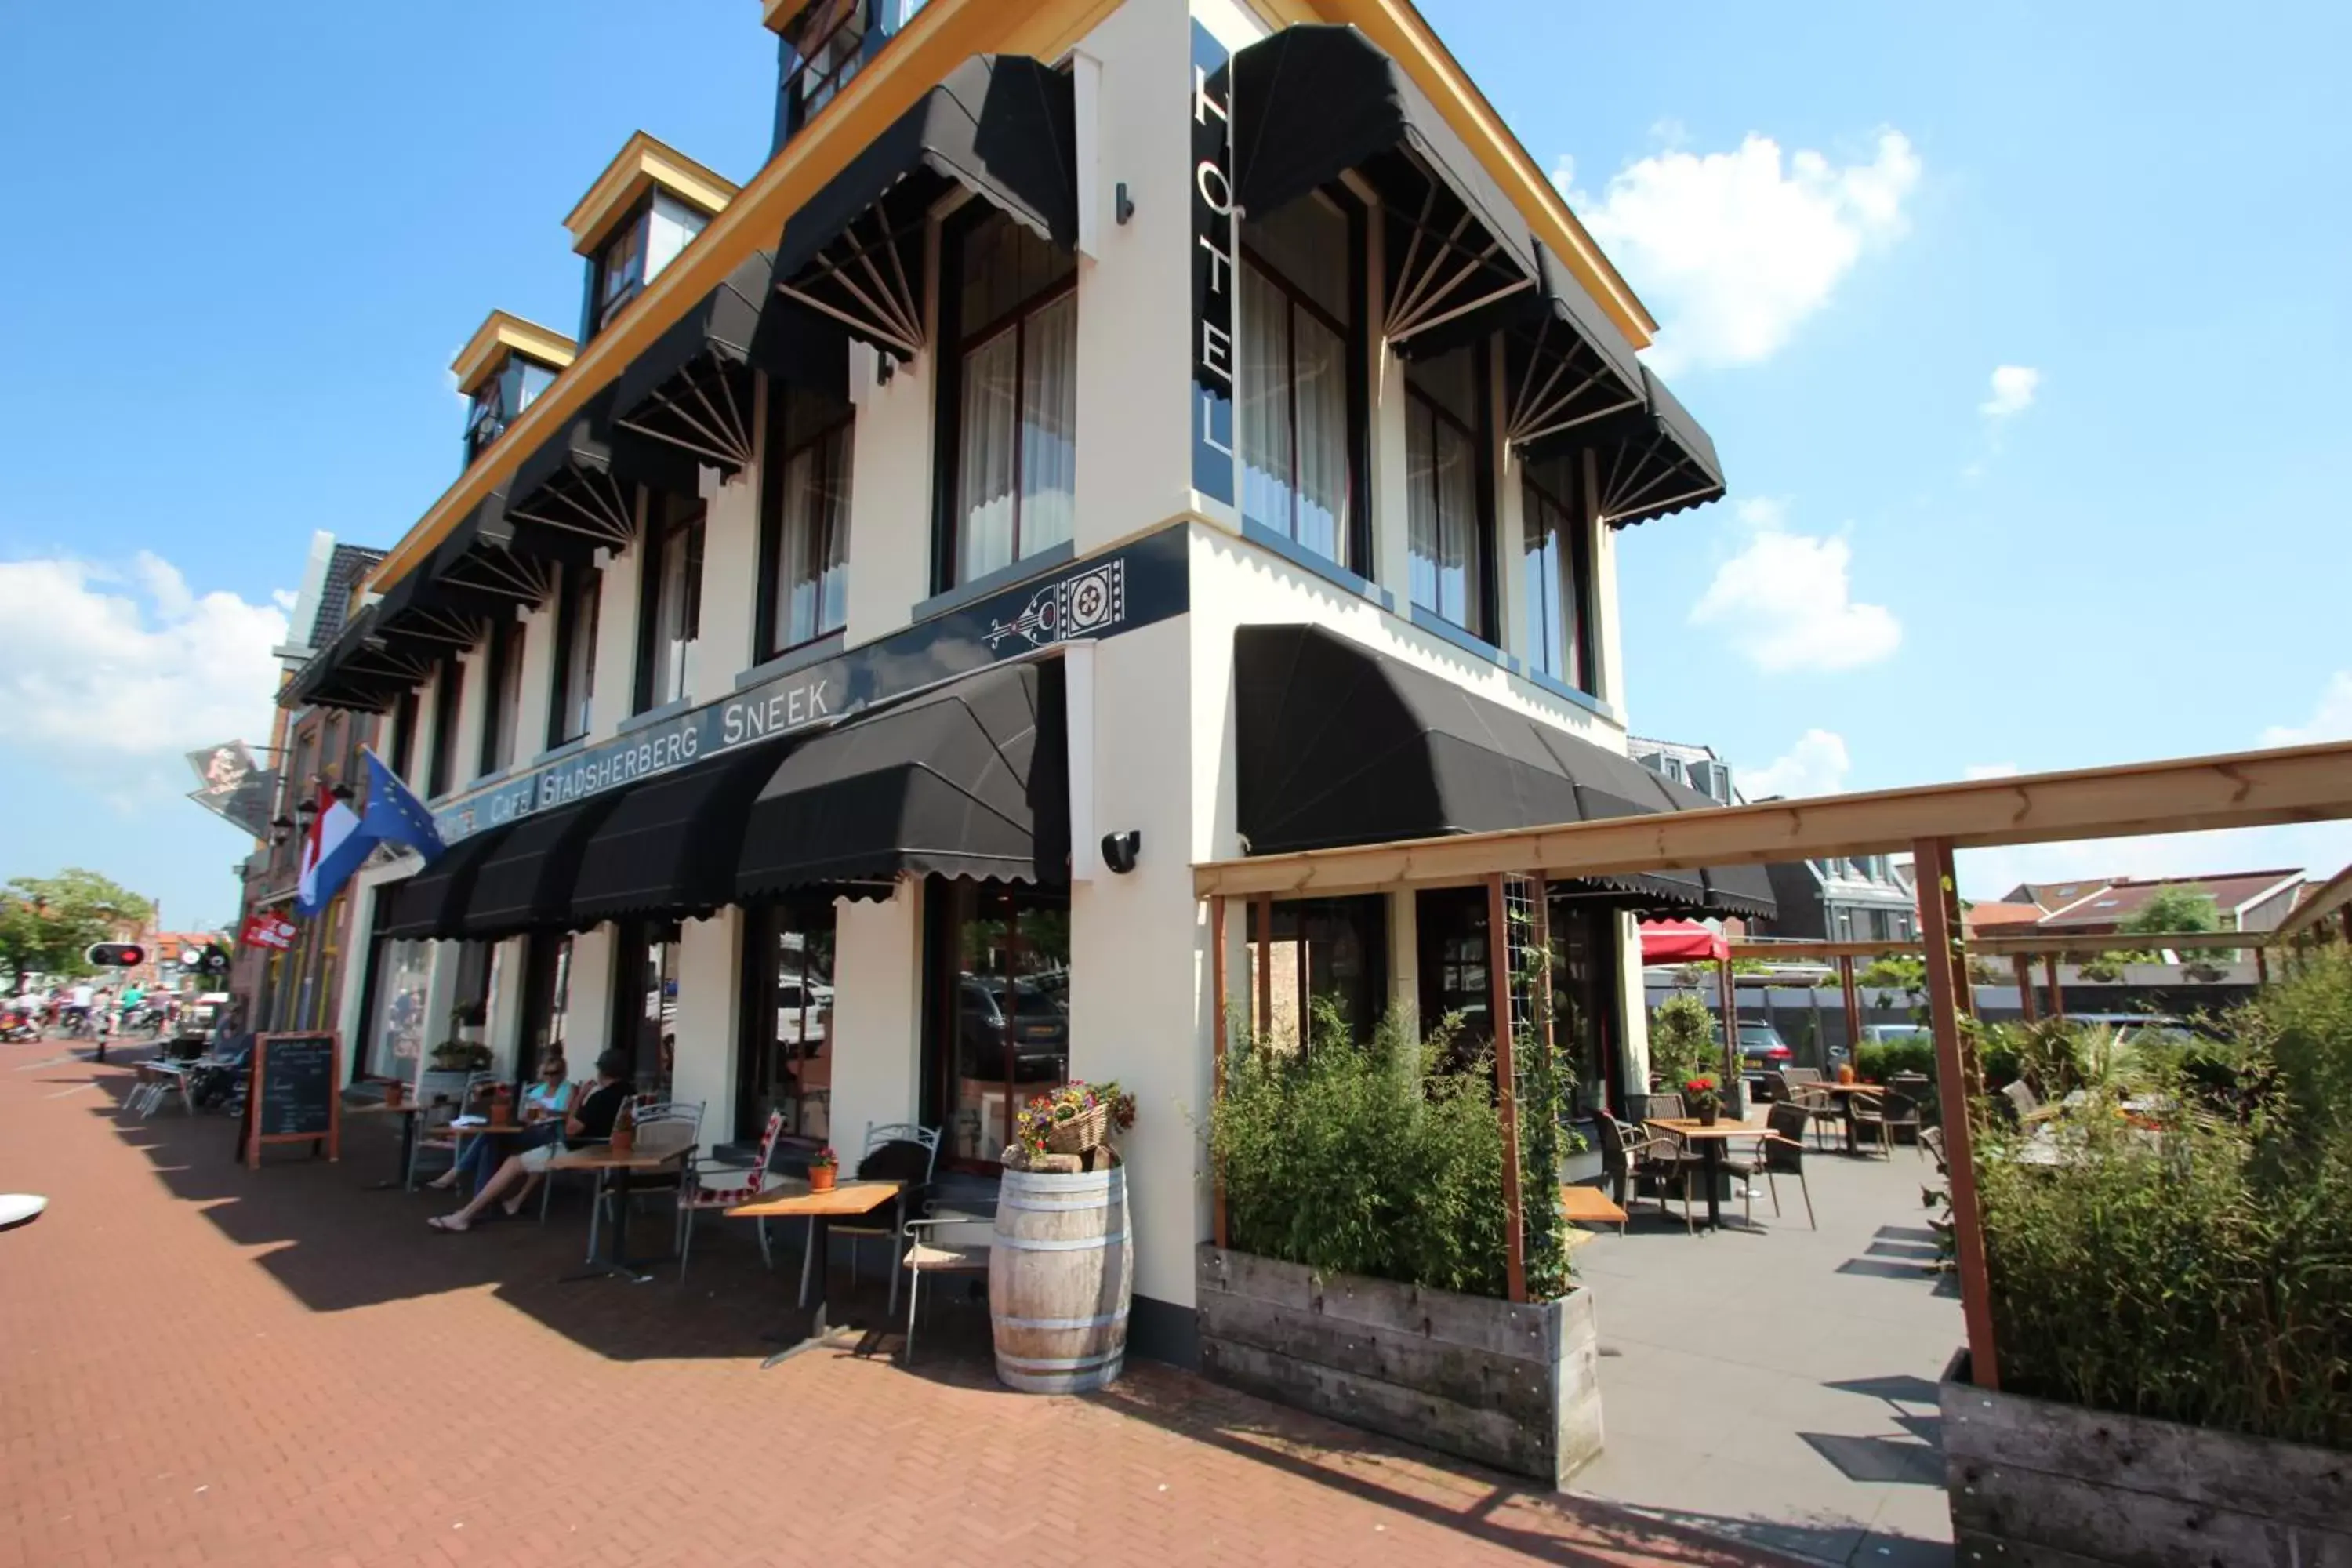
left=440, top=1119, right=554, bottom=1136
left=548, top=1145, right=688, bottom=1172
left=1822, top=1082, right=1887, bottom=1094
left=727, top=1179, right=902, bottom=1220
left=1644, top=1118, right=1773, bottom=1141
left=343, top=1102, right=427, bottom=1117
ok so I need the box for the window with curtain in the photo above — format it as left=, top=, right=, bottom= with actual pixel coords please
left=425, top=657, right=462, bottom=798
left=548, top=562, right=600, bottom=747
left=389, top=687, right=420, bottom=781
left=1406, top=345, right=1488, bottom=637
left=1239, top=191, right=1358, bottom=568
left=363, top=929, right=433, bottom=1083
left=1521, top=455, right=1595, bottom=693
left=637, top=493, right=705, bottom=710
left=739, top=901, right=837, bottom=1143
left=593, top=207, right=649, bottom=333
left=612, top=921, right=678, bottom=1100
left=765, top=392, right=854, bottom=655
left=947, top=209, right=1076, bottom=587
left=477, top=616, right=526, bottom=777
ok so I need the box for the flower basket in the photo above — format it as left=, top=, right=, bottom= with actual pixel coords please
left=1041, top=1102, right=1110, bottom=1156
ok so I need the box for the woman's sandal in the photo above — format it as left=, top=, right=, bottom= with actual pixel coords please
left=426, top=1214, right=470, bottom=1233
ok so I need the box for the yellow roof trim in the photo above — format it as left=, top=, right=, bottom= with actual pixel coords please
left=563, top=132, right=741, bottom=256
left=449, top=312, right=578, bottom=398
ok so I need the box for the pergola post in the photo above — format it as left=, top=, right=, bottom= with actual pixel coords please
left=2045, top=953, right=2064, bottom=1021
left=1716, top=953, right=1740, bottom=1093
left=1210, top=894, right=1229, bottom=1250
left=1838, top=954, right=1861, bottom=1062
left=1486, top=873, right=1526, bottom=1305
left=2255, top=942, right=2270, bottom=986
left=1253, top=892, right=1272, bottom=1044
left=2013, top=953, right=2038, bottom=1022
left=1915, top=837, right=1998, bottom=1390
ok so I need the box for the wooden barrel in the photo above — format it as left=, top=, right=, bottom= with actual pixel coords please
left=990, top=1165, right=1132, bottom=1393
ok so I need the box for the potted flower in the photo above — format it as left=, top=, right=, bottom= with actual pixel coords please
left=1685, top=1076, right=1722, bottom=1127
left=806, top=1146, right=838, bottom=1193
left=1014, top=1080, right=1138, bottom=1165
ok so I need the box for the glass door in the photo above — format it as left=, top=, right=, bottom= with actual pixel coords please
left=922, top=880, right=1070, bottom=1167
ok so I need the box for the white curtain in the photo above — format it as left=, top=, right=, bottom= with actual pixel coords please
left=1433, top=419, right=1479, bottom=630
left=957, top=326, right=1019, bottom=582
left=778, top=427, right=854, bottom=649
left=1018, top=292, right=1077, bottom=556
left=1239, top=263, right=1294, bottom=538
left=1522, top=485, right=1566, bottom=681
left=1293, top=310, right=1348, bottom=564
left=1407, top=405, right=1439, bottom=614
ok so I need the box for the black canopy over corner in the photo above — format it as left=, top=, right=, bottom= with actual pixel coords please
left=610, top=249, right=848, bottom=477
left=735, top=659, right=1068, bottom=900
left=506, top=384, right=704, bottom=550
left=408, top=494, right=562, bottom=607
left=377, top=826, right=518, bottom=942
left=1495, top=242, right=1650, bottom=457
left=1588, top=365, right=1726, bottom=528
left=568, top=746, right=779, bottom=925
left=775, top=54, right=1078, bottom=360
left=1230, top=25, right=1537, bottom=354
left=1233, top=624, right=1773, bottom=918
left=458, top=797, right=627, bottom=940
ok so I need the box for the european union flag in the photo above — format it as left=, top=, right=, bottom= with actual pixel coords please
left=361, top=749, right=445, bottom=862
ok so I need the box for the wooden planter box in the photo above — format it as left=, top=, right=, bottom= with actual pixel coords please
left=1196, top=1245, right=1602, bottom=1488
left=1940, top=1349, right=2352, bottom=1566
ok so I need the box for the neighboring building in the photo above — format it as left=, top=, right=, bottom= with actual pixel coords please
left=1962, top=901, right=2045, bottom=938
left=286, top=0, right=1760, bottom=1367
left=1761, top=854, right=1918, bottom=945
left=2026, top=870, right=2307, bottom=938
left=1629, top=736, right=1735, bottom=805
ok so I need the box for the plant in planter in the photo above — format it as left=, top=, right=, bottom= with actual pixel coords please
left=1011, top=1080, right=1136, bottom=1168
left=428, top=1039, right=492, bottom=1072
left=805, top=1146, right=837, bottom=1192
left=1647, top=993, right=1715, bottom=1089
left=1683, top=1076, right=1722, bottom=1125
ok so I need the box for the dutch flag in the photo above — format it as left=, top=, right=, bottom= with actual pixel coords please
left=296, top=784, right=374, bottom=917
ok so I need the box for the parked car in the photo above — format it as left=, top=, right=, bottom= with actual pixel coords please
left=956, top=974, right=1069, bottom=1082
left=1860, top=1023, right=1932, bottom=1046
left=1712, top=1020, right=1795, bottom=1096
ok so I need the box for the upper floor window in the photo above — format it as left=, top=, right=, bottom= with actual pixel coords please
left=464, top=356, right=557, bottom=465
left=549, top=563, right=601, bottom=748
left=477, top=616, right=526, bottom=778
left=425, top=656, right=463, bottom=799
left=1239, top=191, right=1364, bottom=570
left=778, top=0, right=869, bottom=142
left=1405, top=343, right=1491, bottom=640
left=388, top=687, right=420, bottom=781
left=942, top=209, right=1076, bottom=589
left=636, top=493, right=705, bottom=710
left=760, top=388, right=853, bottom=655
left=1521, top=455, right=1594, bottom=694
left=593, top=210, right=650, bottom=332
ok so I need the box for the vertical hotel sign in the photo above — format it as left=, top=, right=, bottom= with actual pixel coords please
left=1189, top=18, right=1236, bottom=504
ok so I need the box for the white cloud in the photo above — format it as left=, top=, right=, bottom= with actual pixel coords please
left=1963, top=762, right=2020, bottom=781
left=2260, top=670, right=2352, bottom=747
left=1688, top=501, right=1901, bottom=672
left=0, top=552, right=289, bottom=760
left=1553, top=129, right=1920, bottom=374
left=1980, top=365, right=2040, bottom=420
left=1741, top=729, right=1852, bottom=800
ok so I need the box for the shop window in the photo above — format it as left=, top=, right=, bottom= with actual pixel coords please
left=1244, top=895, right=1388, bottom=1050
left=547, top=561, right=601, bottom=748
left=1238, top=190, right=1366, bottom=571
left=758, top=387, right=854, bottom=655
left=738, top=901, right=837, bottom=1144
left=1415, top=885, right=1494, bottom=1045
left=1543, top=898, right=1620, bottom=1118
left=938, top=207, right=1076, bottom=590
left=612, top=920, right=679, bottom=1100
left=448, top=940, right=501, bottom=1062
left=922, top=880, right=1070, bottom=1167
left=1521, top=454, right=1595, bottom=692
left=635, top=492, right=704, bottom=711
left=1405, top=343, right=1492, bottom=640
left=521, top=931, right=574, bottom=1072
left=477, top=615, right=526, bottom=778
left=425, top=656, right=463, bottom=799
left=361, top=917, right=432, bottom=1083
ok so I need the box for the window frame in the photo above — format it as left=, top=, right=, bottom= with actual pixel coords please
left=633, top=491, right=706, bottom=713
left=546, top=561, right=601, bottom=750
left=587, top=198, right=653, bottom=339
left=1236, top=188, right=1372, bottom=574
left=424, top=655, right=463, bottom=800
left=388, top=686, right=420, bottom=780
left=474, top=614, right=524, bottom=779
left=930, top=205, right=1080, bottom=596
left=920, top=877, right=1071, bottom=1174
left=755, top=391, right=857, bottom=659
left=1403, top=339, right=1499, bottom=642
left=1520, top=458, right=1597, bottom=695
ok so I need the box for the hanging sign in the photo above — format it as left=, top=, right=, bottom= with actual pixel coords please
left=241, top=913, right=298, bottom=951
left=1189, top=18, right=1236, bottom=504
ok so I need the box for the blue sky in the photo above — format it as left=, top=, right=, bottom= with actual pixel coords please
left=1, top=1, right=2347, bottom=927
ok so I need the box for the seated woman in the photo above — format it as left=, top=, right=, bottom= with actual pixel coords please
left=427, top=1051, right=632, bottom=1232
left=425, top=1053, right=574, bottom=1195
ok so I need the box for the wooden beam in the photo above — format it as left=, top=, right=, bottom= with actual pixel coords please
left=2013, top=954, right=2038, bottom=1023
left=1254, top=893, right=1272, bottom=1046
left=1715, top=955, right=1739, bottom=1091
left=1486, top=874, right=1526, bottom=1304
left=1838, top=955, right=1861, bottom=1060
left=2045, top=953, right=2064, bottom=1022
left=2256, top=944, right=2269, bottom=986
left=1731, top=938, right=1925, bottom=962
left=1916, top=837, right=1998, bottom=1391
left=1971, top=928, right=2277, bottom=956
left=2265, top=862, right=2349, bottom=942
left=1192, top=741, right=2352, bottom=900
left=1210, top=895, right=1229, bottom=1251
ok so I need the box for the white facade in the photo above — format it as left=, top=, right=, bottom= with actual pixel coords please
left=328, top=0, right=1710, bottom=1358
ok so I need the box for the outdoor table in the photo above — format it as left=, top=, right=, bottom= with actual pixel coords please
left=343, top=1101, right=429, bottom=1190
left=549, top=1145, right=688, bottom=1283
left=0, top=1194, right=46, bottom=1233
left=728, top=1180, right=904, bottom=1368
left=1644, top=1119, right=1775, bottom=1231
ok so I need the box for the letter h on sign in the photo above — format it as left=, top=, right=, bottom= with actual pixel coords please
left=1189, top=20, right=1236, bottom=503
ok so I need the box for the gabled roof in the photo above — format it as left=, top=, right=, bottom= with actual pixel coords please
left=1963, top=902, right=2046, bottom=932
left=309, top=545, right=385, bottom=649
left=564, top=132, right=736, bottom=256
left=2038, top=870, right=2307, bottom=928
left=451, top=311, right=577, bottom=398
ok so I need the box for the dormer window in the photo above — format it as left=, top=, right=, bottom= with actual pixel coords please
left=450, top=313, right=576, bottom=470
left=565, top=134, right=735, bottom=342
left=769, top=1, right=924, bottom=149
left=465, top=356, right=558, bottom=463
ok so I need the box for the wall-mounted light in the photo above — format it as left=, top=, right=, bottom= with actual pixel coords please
left=876, top=350, right=895, bottom=386
left=292, top=800, right=318, bottom=822
left=329, top=783, right=354, bottom=804
left=1101, top=830, right=1141, bottom=875
left=1115, top=182, right=1135, bottom=225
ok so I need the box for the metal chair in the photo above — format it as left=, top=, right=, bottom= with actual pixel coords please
left=823, top=1122, right=941, bottom=1319
left=673, top=1110, right=797, bottom=1282
left=900, top=1201, right=996, bottom=1364
left=409, top=1072, right=495, bottom=1189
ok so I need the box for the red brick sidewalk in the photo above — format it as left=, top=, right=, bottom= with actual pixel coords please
left=0, top=1044, right=1791, bottom=1568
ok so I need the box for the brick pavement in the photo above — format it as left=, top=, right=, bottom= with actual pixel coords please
left=0, top=1042, right=1795, bottom=1568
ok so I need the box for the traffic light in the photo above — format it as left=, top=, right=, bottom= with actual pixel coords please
left=86, top=943, right=148, bottom=967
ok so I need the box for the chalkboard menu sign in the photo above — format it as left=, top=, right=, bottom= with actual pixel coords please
left=243, top=1032, right=342, bottom=1167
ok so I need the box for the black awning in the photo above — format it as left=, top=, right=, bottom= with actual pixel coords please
left=775, top=54, right=1076, bottom=359
left=610, top=250, right=848, bottom=475
left=569, top=746, right=778, bottom=926
left=1498, top=243, right=1650, bottom=455
left=459, top=797, right=625, bottom=940
left=1587, top=365, right=1726, bottom=528
left=1233, top=624, right=1773, bottom=918
left=284, top=602, right=444, bottom=715
left=506, top=384, right=705, bottom=548
left=735, top=659, right=1067, bottom=900
left=377, top=826, right=517, bottom=942
left=1231, top=25, right=1537, bottom=352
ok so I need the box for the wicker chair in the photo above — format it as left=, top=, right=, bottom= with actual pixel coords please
left=1595, top=1114, right=1698, bottom=1232
left=1759, top=1100, right=1816, bottom=1228
left=1847, top=1087, right=1924, bottom=1160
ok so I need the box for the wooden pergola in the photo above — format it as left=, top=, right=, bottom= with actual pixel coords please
left=1196, top=739, right=2352, bottom=1385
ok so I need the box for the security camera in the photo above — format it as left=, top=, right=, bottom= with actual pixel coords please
left=1101, top=830, right=1141, bottom=875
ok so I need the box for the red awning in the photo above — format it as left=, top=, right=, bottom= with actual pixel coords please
left=1639, top=920, right=1726, bottom=964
